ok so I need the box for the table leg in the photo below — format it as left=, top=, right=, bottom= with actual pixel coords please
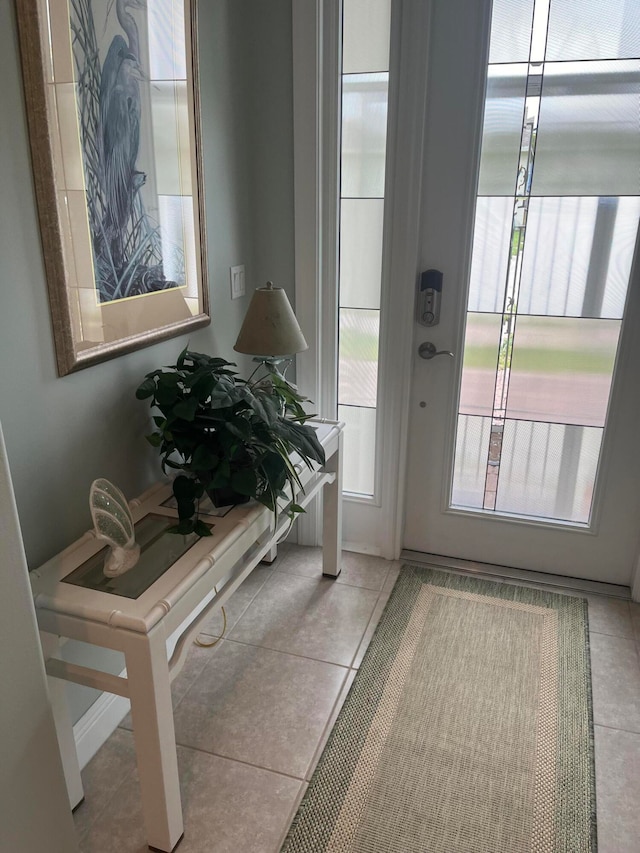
left=40, top=632, right=84, bottom=810
left=125, top=629, right=183, bottom=852
left=261, top=543, right=278, bottom=564
left=322, top=432, right=343, bottom=578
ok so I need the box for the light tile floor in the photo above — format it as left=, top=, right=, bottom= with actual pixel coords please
left=74, top=545, right=640, bottom=852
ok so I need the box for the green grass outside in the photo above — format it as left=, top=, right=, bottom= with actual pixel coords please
left=463, top=345, right=615, bottom=374
left=340, top=328, right=379, bottom=362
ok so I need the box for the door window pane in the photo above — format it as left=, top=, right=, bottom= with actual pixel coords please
left=343, top=0, right=391, bottom=74
left=338, top=6, right=390, bottom=498
left=339, top=199, right=384, bottom=309
left=339, top=309, right=379, bottom=407
left=546, top=0, right=640, bottom=61
left=451, top=0, right=640, bottom=525
left=452, top=416, right=492, bottom=509
left=489, top=0, right=535, bottom=64
left=478, top=65, right=528, bottom=196
left=468, top=197, right=514, bottom=313
left=459, top=314, right=502, bottom=417
left=496, top=421, right=602, bottom=523
left=519, top=197, right=640, bottom=318
left=532, top=61, right=640, bottom=197
left=341, top=73, right=389, bottom=198
left=506, top=317, right=620, bottom=427
left=338, top=405, right=376, bottom=495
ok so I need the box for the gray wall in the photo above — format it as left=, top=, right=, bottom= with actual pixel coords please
left=0, top=0, right=294, bottom=723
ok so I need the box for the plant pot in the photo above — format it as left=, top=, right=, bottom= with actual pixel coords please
left=206, top=486, right=251, bottom=509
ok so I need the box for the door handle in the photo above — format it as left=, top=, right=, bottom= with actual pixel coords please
left=418, top=341, right=454, bottom=360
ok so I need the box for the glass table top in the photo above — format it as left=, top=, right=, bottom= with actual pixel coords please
left=62, top=514, right=210, bottom=599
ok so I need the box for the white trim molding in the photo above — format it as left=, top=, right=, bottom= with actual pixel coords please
left=292, top=1, right=435, bottom=558
left=73, top=680, right=130, bottom=770
left=292, top=0, right=341, bottom=546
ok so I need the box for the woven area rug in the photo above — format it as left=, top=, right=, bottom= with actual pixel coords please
left=281, top=565, right=596, bottom=853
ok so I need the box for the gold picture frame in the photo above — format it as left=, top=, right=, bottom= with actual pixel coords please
left=16, top=0, right=210, bottom=376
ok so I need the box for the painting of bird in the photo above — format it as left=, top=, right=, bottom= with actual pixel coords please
left=70, top=0, right=179, bottom=302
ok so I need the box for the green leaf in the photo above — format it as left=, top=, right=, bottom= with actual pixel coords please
left=274, top=420, right=325, bottom=466
left=155, top=382, right=181, bottom=407
left=172, top=396, right=199, bottom=421
left=193, top=520, right=213, bottom=537
left=176, top=345, right=190, bottom=370
left=210, top=459, right=231, bottom=487
left=157, top=372, right=182, bottom=389
left=169, top=519, right=195, bottom=536
left=162, top=458, right=183, bottom=470
left=248, top=391, right=279, bottom=425
left=289, top=503, right=306, bottom=514
left=191, top=444, right=218, bottom=472
left=209, top=378, right=246, bottom=409
left=225, top=418, right=252, bottom=442
left=173, top=475, right=200, bottom=503
left=189, top=372, right=217, bottom=400
left=145, top=432, right=163, bottom=448
left=230, top=468, right=258, bottom=496
left=136, top=377, right=156, bottom=399
left=177, top=499, right=196, bottom=521
left=260, top=451, right=287, bottom=492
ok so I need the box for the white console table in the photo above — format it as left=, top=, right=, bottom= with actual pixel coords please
left=31, top=419, right=343, bottom=852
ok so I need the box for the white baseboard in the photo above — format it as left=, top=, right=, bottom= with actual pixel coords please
left=72, top=670, right=130, bottom=770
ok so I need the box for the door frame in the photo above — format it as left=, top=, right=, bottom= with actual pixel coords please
left=401, top=0, right=640, bottom=587
left=291, top=0, right=640, bottom=597
left=292, top=0, right=433, bottom=559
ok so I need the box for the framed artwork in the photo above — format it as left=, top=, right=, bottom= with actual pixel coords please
left=16, top=0, right=210, bottom=376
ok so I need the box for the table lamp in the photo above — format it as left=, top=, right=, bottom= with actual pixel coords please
left=234, top=280, right=308, bottom=378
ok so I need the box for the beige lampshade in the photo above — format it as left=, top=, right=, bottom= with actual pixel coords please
left=234, top=281, right=309, bottom=356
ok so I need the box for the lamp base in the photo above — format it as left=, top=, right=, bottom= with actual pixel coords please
left=251, top=355, right=293, bottom=379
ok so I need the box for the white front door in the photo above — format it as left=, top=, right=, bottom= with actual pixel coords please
left=402, top=0, right=640, bottom=584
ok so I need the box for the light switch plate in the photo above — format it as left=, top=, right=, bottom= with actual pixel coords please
left=230, top=265, right=245, bottom=299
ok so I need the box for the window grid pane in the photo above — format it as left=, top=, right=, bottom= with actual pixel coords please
left=338, top=7, right=390, bottom=496
left=495, top=421, right=602, bottom=523
left=338, top=405, right=377, bottom=495
left=339, top=199, right=384, bottom=310
left=338, top=308, right=379, bottom=408
left=341, top=73, right=389, bottom=199
left=451, top=0, right=639, bottom=524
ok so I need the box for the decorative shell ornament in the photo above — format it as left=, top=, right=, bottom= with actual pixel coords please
left=89, top=479, right=140, bottom=577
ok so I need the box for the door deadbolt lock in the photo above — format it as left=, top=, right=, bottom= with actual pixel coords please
left=418, top=269, right=443, bottom=326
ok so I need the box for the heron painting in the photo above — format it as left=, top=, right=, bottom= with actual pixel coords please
left=70, top=0, right=181, bottom=303
left=16, top=0, right=209, bottom=374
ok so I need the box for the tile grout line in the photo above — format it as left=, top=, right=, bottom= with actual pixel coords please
left=174, top=740, right=310, bottom=783
left=349, top=582, right=394, bottom=668
left=594, top=722, right=640, bottom=736
left=301, top=672, right=350, bottom=776
left=276, top=781, right=308, bottom=852
left=588, top=628, right=639, bottom=641
left=271, top=564, right=390, bottom=592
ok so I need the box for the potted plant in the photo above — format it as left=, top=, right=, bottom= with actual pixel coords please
left=136, top=347, right=325, bottom=536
